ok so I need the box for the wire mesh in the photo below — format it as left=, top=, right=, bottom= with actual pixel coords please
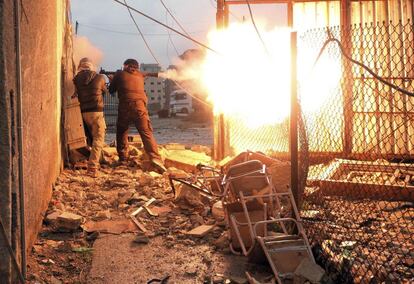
left=300, top=21, right=414, bottom=283
left=103, top=93, right=119, bottom=131
left=221, top=21, right=414, bottom=282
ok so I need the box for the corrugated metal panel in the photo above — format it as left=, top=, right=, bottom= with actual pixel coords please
left=293, top=0, right=413, bottom=28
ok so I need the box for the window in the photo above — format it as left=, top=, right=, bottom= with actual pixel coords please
left=174, top=92, right=187, bottom=100
left=151, top=97, right=155, bottom=101
left=157, top=82, right=161, bottom=85
left=150, top=82, right=154, bottom=85
left=151, top=90, right=154, bottom=93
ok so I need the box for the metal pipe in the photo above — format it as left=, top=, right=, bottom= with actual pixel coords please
left=0, top=215, right=25, bottom=284
left=290, top=31, right=299, bottom=207
left=14, top=0, right=26, bottom=280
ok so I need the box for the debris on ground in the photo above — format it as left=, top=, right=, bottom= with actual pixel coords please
left=28, top=148, right=330, bottom=283
left=186, top=224, right=215, bottom=237
left=28, top=145, right=277, bottom=283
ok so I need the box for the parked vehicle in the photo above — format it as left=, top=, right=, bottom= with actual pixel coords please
left=169, top=90, right=193, bottom=117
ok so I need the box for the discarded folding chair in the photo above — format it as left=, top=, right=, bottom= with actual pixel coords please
left=221, top=159, right=315, bottom=284
left=168, top=163, right=223, bottom=200
left=222, top=160, right=287, bottom=255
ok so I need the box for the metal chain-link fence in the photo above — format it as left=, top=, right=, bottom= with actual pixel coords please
left=220, top=21, right=414, bottom=282
left=103, top=93, right=118, bottom=131
left=299, top=21, right=414, bottom=283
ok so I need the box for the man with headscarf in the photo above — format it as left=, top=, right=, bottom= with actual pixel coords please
left=109, top=58, right=166, bottom=173
left=73, top=57, right=108, bottom=176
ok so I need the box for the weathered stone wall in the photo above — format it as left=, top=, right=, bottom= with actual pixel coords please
left=0, top=0, right=66, bottom=282
left=0, top=1, right=19, bottom=282
left=19, top=0, right=64, bottom=252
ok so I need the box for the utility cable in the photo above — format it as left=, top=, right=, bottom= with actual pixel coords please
left=246, top=0, right=270, bottom=56
left=165, top=12, right=180, bottom=57
left=0, top=215, right=25, bottom=284
left=159, top=0, right=190, bottom=37
left=112, top=0, right=219, bottom=54
left=124, top=0, right=160, bottom=65
left=79, top=23, right=205, bottom=36
left=313, top=30, right=414, bottom=97
left=121, top=1, right=212, bottom=108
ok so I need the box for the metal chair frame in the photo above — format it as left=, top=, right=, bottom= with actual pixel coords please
left=221, top=159, right=315, bottom=283
left=168, top=164, right=223, bottom=199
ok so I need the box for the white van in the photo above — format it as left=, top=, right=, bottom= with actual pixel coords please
left=169, top=90, right=193, bottom=116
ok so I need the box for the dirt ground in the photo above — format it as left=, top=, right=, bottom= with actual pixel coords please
left=105, top=116, right=213, bottom=146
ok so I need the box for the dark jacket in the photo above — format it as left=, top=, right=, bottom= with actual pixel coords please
left=109, top=69, right=147, bottom=104
left=74, top=70, right=107, bottom=113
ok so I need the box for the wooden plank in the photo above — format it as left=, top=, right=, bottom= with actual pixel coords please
left=186, top=225, right=215, bottom=237
left=65, top=98, right=86, bottom=150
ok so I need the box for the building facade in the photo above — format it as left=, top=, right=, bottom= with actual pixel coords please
left=140, top=63, right=166, bottom=115
left=0, top=0, right=70, bottom=282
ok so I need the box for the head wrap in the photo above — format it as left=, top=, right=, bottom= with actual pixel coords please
left=78, top=57, right=95, bottom=72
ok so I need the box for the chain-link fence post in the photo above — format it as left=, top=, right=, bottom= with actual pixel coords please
left=290, top=31, right=299, bottom=207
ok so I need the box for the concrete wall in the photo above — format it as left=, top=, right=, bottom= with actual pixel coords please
left=0, top=1, right=18, bottom=281
left=20, top=0, right=65, bottom=253
left=0, top=0, right=66, bottom=282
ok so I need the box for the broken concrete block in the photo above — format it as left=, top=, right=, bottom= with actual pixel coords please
left=127, top=134, right=142, bottom=142
left=167, top=167, right=190, bottom=179
left=175, top=184, right=207, bottom=208
left=190, top=145, right=211, bottom=155
left=213, top=232, right=229, bottom=249
left=95, top=210, right=111, bottom=220
left=129, top=146, right=142, bottom=157
left=56, top=212, right=83, bottom=231
left=149, top=171, right=162, bottom=179
left=138, top=173, right=154, bottom=186
left=165, top=143, right=186, bottom=150
left=45, top=211, right=61, bottom=225
left=229, top=276, right=247, bottom=284
left=82, top=219, right=137, bottom=234
left=163, top=149, right=212, bottom=173
left=212, top=201, right=224, bottom=220
left=151, top=206, right=172, bottom=216
left=190, top=214, right=205, bottom=226
left=294, top=258, right=325, bottom=283
left=186, top=225, right=215, bottom=237
left=102, top=147, right=117, bottom=157
left=133, top=235, right=150, bottom=244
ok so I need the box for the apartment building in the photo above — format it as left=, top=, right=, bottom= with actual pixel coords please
left=140, top=63, right=165, bottom=115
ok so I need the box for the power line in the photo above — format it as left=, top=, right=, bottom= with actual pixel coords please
left=119, top=0, right=212, bottom=108
left=112, top=0, right=219, bottom=54
left=124, top=0, right=160, bottom=64
left=78, top=23, right=206, bottom=36
left=165, top=12, right=180, bottom=56
left=246, top=0, right=270, bottom=56
left=159, top=0, right=190, bottom=37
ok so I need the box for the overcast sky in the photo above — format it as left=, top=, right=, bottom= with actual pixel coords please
left=70, top=0, right=287, bottom=70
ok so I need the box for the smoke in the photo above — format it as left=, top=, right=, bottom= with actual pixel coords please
left=73, top=36, right=104, bottom=71
left=159, top=50, right=208, bottom=101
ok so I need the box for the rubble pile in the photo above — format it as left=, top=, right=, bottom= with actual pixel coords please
left=27, top=146, right=267, bottom=284
left=302, top=196, right=414, bottom=282
left=28, top=146, right=333, bottom=283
